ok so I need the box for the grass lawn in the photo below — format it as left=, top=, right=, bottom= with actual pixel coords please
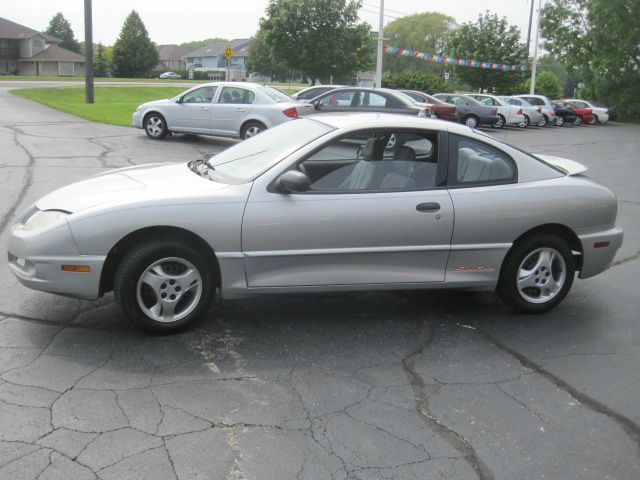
left=12, top=86, right=186, bottom=126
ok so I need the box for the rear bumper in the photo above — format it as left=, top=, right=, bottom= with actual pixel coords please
left=578, top=227, right=624, bottom=278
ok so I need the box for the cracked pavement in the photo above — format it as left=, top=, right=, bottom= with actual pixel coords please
left=0, top=88, right=639, bottom=479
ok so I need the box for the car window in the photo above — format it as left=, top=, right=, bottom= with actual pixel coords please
left=260, top=86, right=292, bottom=103
left=319, top=90, right=359, bottom=108
left=296, top=130, right=439, bottom=192
left=298, top=88, right=322, bottom=100
left=218, top=86, right=255, bottom=105
left=525, top=97, right=543, bottom=106
left=206, top=119, right=333, bottom=184
left=451, top=135, right=516, bottom=186
left=573, top=100, right=588, bottom=108
left=477, top=97, right=494, bottom=106
left=402, top=91, right=423, bottom=102
left=365, top=92, right=388, bottom=107
left=182, top=86, right=217, bottom=104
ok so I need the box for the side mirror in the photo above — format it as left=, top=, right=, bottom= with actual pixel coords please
left=278, top=170, right=310, bottom=193
left=176, top=96, right=184, bottom=104
left=313, top=100, right=321, bottom=110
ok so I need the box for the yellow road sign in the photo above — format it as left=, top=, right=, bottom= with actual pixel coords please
left=224, top=46, right=234, bottom=61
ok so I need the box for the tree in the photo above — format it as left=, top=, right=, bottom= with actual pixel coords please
left=112, top=11, right=159, bottom=78
left=382, top=71, right=449, bottom=94
left=383, top=12, right=456, bottom=75
left=260, top=0, right=374, bottom=82
left=541, top=0, right=640, bottom=119
left=180, top=38, right=228, bottom=52
left=247, top=28, right=291, bottom=81
left=524, top=71, right=563, bottom=99
left=94, top=43, right=109, bottom=77
left=445, top=11, right=527, bottom=93
left=45, top=12, right=81, bottom=53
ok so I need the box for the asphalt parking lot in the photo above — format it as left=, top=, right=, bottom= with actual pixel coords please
left=0, top=88, right=639, bottom=480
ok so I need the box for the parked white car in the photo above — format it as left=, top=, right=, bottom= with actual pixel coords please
left=158, top=72, right=181, bottom=79
left=515, top=94, right=558, bottom=126
left=561, top=99, right=609, bottom=124
left=133, top=82, right=314, bottom=140
left=499, top=96, right=545, bottom=128
left=468, top=94, right=526, bottom=128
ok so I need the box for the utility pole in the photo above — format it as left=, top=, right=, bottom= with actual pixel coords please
left=84, top=0, right=94, bottom=103
left=525, top=0, right=535, bottom=60
left=529, top=0, right=542, bottom=94
left=374, top=0, right=384, bottom=88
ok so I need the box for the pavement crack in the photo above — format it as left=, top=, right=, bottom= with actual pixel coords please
left=612, top=250, right=640, bottom=267
left=473, top=326, right=640, bottom=455
left=402, top=319, right=495, bottom=480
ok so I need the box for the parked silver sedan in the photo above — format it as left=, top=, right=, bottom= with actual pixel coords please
left=132, top=82, right=314, bottom=140
left=8, top=114, right=622, bottom=333
left=500, top=96, right=545, bottom=128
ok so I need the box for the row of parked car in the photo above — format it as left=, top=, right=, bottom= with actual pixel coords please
left=132, top=81, right=616, bottom=141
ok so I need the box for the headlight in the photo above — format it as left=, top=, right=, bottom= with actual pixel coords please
left=22, top=210, right=69, bottom=232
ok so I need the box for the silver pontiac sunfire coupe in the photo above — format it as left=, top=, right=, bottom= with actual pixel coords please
left=8, top=113, right=623, bottom=333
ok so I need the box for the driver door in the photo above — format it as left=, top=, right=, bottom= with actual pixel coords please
left=169, top=86, right=217, bottom=133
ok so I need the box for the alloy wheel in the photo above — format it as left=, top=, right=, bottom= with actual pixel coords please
left=516, top=248, right=567, bottom=304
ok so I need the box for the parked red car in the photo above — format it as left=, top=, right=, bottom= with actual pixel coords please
left=400, top=90, right=458, bottom=122
left=554, top=101, right=594, bottom=126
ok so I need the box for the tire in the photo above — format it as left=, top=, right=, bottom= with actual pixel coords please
left=144, top=113, right=168, bottom=139
left=464, top=115, right=479, bottom=128
left=518, top=115, right=530, bottom=128
left=113, top=238, right=215, bottom=334
left=497, top=234, right=575, bottom=314
left=492, top=114, right=505, bottom=129
left=574, top=116, right=583, bottom=126
left=536, top=115, right=547, bottom=127
left=241, top=121, right=266, bottom=140
left=555, top=115, right=565, bottom=127
left=588, top=115, right=597, bottom=125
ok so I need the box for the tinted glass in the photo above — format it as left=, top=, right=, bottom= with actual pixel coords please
left=218, top=86, right=255, bottom=104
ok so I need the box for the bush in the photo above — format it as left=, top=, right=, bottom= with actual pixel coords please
left=523, top=71, right=562, bottom=100
left=382, top=71, right=450, bottom=94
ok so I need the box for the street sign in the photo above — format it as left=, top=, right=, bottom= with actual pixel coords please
left=224, top=46, right=234, bottom=61
left=444, top=72, right=450, bottom=80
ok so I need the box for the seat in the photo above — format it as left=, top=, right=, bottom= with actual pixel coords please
left=380, top=146, right=417, bottom=189
left=336, top=138, right=379, bottom=190
left=457, top=147, right=492, bottom=182
left=220, top=92, right=232, bottom=103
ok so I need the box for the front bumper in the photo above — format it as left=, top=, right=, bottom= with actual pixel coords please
left=132, top=110, right=143, bottom=128
left=8, top=222, right=105, bottom=300
left=578, top=227, right=624, bottom=279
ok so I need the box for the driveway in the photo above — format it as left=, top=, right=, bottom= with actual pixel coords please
left=0, top=90, right=639, bottom=480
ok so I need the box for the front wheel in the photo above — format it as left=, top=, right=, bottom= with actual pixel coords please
left=144, top=113, right=168, bottom=139
left=492, top=114, right=505, bottom=129
left=536, top=115, right=547, bottom=127
left=574, top=116, right=583, bottom=126
left=588, top=115, right=597, bottom=125
left=464, top=115, right=479, bottom=128
left=241, top=121, right=266, bottom=140
left=114, top=239, right=215, bottom=334
left=497, top=234, right=575, bottom=314
left=518, top=115, right=530, bottom=128
left=555, top=115, right=565, bottom=127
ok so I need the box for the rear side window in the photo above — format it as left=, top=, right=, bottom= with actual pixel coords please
left=449, top=135, right=516, bottom=186
left=219, top=87, right=255, bottom=105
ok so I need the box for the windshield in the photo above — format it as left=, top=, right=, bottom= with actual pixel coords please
left=206, top=119, right=333, bottom=183
left=260, top=86, right=293, bottom=103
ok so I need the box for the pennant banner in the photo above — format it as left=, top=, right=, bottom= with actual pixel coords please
left=384, top=45, right=529, bottom=73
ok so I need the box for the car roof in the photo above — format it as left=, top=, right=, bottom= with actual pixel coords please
left=305, top=112, right=474, bottom=135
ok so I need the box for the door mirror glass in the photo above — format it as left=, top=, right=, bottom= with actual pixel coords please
left=278, top=170, right=311, bottom=193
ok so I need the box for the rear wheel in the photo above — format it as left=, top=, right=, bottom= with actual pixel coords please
left=555, top=115, right=565, bottom=127
left=497, top=234, right=575, bottom=314
left=588, top=115, right=597, bottom=125
left=518, top=115, right=530, bottom=128
left=114, top=239, right=215, bottom=334
left=574, top=116, right=583, bottom=126
left=144, top=113, right=168, bottom=139
left=536, top=115, right=547, bottom=127
left=241, top=121, right=266, bottom=140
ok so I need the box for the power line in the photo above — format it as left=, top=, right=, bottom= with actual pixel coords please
left=362, top=2, right=411, bottom=17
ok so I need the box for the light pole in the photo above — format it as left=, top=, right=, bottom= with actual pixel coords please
left=84, top=0, right=94, bottom=103
left=374, top=0, right=384, bottom=88
left=529, top=0, right=542, bottom=94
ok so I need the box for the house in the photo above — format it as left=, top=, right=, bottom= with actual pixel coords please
left=156, top=44, right=189, bottom=72
left=184, top=39, right=250, bottom=81
left=0, top=17, right=84, bottom=76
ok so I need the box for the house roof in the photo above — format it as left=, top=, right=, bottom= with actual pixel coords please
left=22, top=44, right=84, bottom=62
left=0, top=17, right=61, bottom=42
left=156, top=44, right=189, bottom=61
left=185, top=39, right=250, bottom=59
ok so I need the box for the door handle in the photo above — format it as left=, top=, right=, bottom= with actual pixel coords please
left=416, top=202, right=441, bottom=212
left=235, top=108, right=246, bottom=112
left=199, top=106, right=209, bottom=110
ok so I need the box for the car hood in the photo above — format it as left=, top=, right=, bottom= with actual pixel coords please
left=534, top=155, right=588, bottom=176
left=35, top=163, right=231, bottom=213
left=141, top=98, right=173, bottom=108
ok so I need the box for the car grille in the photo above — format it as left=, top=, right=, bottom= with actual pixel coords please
left=21, top=205, right=39, bottom=225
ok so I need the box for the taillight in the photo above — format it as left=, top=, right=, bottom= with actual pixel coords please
left=282, top=107, right=298, bottom=119
left=536, top=107, right=541, bottom=113
left=517, top=108, right=523, bottom=115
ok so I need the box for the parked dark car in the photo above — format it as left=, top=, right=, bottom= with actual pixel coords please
left=309, top=88, right=430, bottom=117
left=551, top=102, right=579, bottom=126
left=554, top=101, right=593, bottom=126
left=292, top=85, right=346, bottom=102
left=399, top=90, right=458, bottom=122
left=433, top=94, right=500, bottom=128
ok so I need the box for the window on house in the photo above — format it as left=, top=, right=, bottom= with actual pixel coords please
left=32, top=38, right=45, bottom=49
left=59, top=62, right=75, bottom=76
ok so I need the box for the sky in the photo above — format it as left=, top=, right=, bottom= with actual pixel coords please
left=4, top=0, right=539, bottom=47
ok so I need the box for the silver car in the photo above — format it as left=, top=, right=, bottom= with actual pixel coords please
left=500, top=96, right=545, bottom=127
left=132, top=82, right=314, bottom=140
left=8, top=114, right=623, bottom=333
